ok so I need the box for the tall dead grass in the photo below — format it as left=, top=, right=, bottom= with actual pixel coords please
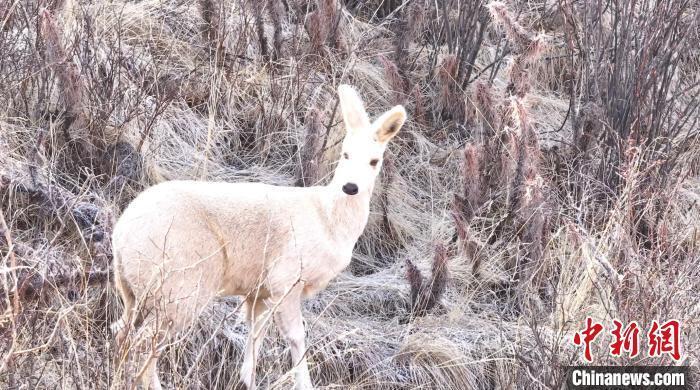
left=1, top=0, right=699, bottom=388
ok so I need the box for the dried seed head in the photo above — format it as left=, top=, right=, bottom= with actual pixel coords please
left=487, top=1, right=532, bottom=51
left=296, top=108, right=324, bottom=186
left=474, top=82, right=498, bottom=138
left=379, top=55, right=406, bottom=102
left=463, top=143, right=483, bottom=211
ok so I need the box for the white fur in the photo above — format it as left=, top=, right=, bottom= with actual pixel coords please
left=110, top=318, right=125, bottom=334
left=111, top=85, right=406, bottom=389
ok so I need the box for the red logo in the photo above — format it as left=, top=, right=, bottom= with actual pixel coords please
left=610, top=320, right=640, bottom=358
left=573, top=317, right=604, bottom=362
left=573, top=318, right=681, bottom=362
left=648, top=320, right=681, bottom=360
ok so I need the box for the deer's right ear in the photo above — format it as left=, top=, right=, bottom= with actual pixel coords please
left=338, top=84, right=370, bottom=133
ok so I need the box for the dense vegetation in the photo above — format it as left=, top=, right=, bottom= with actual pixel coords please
left=1, top=0, right=698, bottom=388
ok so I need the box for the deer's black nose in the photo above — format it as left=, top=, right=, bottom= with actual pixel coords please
left=342, top=183, right=359, bottom=195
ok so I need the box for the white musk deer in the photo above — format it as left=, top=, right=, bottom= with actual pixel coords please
left=111, top=84, right=407, bottom=389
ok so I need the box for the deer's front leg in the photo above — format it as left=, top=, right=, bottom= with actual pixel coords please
left=240, top=297, right=272, bottom=390
left=273, top=289, right=313, bottom=390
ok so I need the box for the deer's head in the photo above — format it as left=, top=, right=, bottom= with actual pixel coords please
left=332, top=84, right=406, bottom=196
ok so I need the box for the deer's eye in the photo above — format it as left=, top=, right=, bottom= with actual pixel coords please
left=370, top=159, right=379, bottom=167
left=343, top=153, right=350, bottom=159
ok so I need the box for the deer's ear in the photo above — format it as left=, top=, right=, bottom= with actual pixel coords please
left=374, top=105, right=406, bottom=143
left=338, top=84, right=370, bottom=133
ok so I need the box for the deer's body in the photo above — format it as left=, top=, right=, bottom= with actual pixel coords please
left=113, top=181, right=367, bottom=326
left=112, top=85, right=406, bottom=389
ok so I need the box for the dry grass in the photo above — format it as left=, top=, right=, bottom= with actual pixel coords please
left=1, top=0, right=699, bottom=388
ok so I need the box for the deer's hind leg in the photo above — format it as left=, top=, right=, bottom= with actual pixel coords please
left=130, top=313, right=173, bottom=390
left=116, top=285, right=171, bottom=389
left=112, top=255, right=137, bottom=348
left=135, top=346, right=163, bottom=390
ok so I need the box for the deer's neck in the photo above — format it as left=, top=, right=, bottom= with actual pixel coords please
left=322, top=186, right=373, bottom=243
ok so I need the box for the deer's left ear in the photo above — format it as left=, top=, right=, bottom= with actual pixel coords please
left=374, top=105, right=407, bottom=143
left=338, top=84, right=370, bottom=133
